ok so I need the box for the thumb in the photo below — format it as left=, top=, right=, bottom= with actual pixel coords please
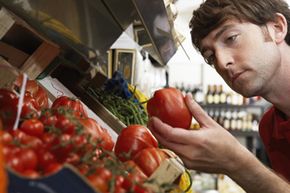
left=185, top=93, right=215, bottom=127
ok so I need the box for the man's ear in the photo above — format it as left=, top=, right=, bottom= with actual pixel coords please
left=270, top=13, right=288, bottom=44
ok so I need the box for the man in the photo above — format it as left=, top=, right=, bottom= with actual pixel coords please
left=147, top=0, right=290, bottom=192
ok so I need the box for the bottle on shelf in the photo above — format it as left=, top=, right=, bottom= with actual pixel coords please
left=224, top=109, right=231, bottom=130
left=230, top=109, right=238, bottom=130
left=231, top=92, right=239, bottom=105
left=213, top=109, right=220, bottom=123
left=213, top=84, right=220, bottom=104
left=208, top=108, right=214, bottom=119
left=226, top=92, right=232, bottom=105
left=236, top=110, right=244, bottom=131
left=218, top=108, right=225, bottom=126
left=252, top=114, right=259, bottom=131
left=219, top=85, right=227, bottom=104
left=242, top=115, right=248, bottom=131
left=206, top=85, right=214, bottom=104
left=246, top=113, right=253, bottom=131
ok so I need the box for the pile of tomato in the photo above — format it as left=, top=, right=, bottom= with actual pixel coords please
left=0, top=77, right=159, bottom=193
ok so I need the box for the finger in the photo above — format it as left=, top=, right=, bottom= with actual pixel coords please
left=150, top=126, right=217, bottom=172
left=185, top=93, right=215, bottom=126
left=178, top=154, right=210, bottom=172
left=151, top=130, right=194, bottom=159
left=148, top=117, right=201, bottom=144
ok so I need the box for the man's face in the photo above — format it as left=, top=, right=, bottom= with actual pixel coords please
left=200, top=19, right=281, bottom=97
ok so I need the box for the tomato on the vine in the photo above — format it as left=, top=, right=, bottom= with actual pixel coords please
left=65, top=152, right=80, bottom=165
left=6, top=147, right=38, bottom=172
left=55, top=114, right=77, bottom=135
left=44, top=162, right=62, bottom=175
left=114, top=125, right=158, bottom=161
left=88, top=175, right=108, bottom=193
left=21, top=170, right=40, bottom=179
left=36, top=149, right=56, bottom=170
left=50, top=134, right=73, bottom=162
left=122, top=160, right=148, bottom=191
left=10, top=130, right=43, bottom=150
left=147, top=87, right=192, bottom=129
left=41, top=132, right=58, bottom=150
left=87, top=167, right=112, bottom=193
left=39, top=110, right=57, bottom=127
left=0, top=131, right=13, bottom=146
left=20, top=118, right=44, bottom=137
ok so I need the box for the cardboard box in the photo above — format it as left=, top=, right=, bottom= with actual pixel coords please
left=0, top=8, right=60, bottom=79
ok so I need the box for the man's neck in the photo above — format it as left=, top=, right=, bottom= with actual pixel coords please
left=263, top=44, right=290, bottom=117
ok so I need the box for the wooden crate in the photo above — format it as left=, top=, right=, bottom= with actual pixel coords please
left=0, top=7, right=60, bottom=79
left=0, top=57, right=19, bottom=88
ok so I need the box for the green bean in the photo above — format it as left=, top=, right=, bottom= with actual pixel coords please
left=87, top=87, right=148, bottom=126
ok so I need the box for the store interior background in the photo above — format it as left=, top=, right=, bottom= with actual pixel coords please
left=106, top=0, right=290, bottom=191
left=111, top=0, right=207, bottom=97
left=113, top=0, right=290, bottom=98
left=2, top=0, right=289, bottom=192
left=110, top=0, right=272, bottom=161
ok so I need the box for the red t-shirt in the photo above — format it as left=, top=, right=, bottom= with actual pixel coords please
left=259, top=106, right=290, bottom=181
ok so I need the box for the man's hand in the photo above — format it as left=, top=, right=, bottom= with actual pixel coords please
left=147, top=93, right=290, bottom=193
left=147, top=93, right=253, bottom=174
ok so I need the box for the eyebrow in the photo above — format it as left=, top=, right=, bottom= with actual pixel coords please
left=201, top=24, right=235, bottom=56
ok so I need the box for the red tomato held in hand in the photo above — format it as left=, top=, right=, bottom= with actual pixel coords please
left=114, top=125, right=158, bottom=161
left=147, top=87, right=192, bottom=129
left=52, top=96, right=88, bottom=118
left=133, top=147, right=168, bottom=177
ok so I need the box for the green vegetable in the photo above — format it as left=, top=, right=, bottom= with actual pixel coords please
left=88, top=87, right=148, bottom=126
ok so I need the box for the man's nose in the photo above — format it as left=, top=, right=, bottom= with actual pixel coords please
left=215, top=49, right=233, bottom=69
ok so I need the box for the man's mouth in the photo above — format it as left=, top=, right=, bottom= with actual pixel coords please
left=231, top=71, right=244, bottom=85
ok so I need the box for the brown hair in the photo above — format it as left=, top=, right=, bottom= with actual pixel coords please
left=190, top=0, right=290, bottom=52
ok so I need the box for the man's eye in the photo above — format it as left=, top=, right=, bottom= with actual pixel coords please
left=205, top=55, right=215, bottom=66
left=226, top=34, right=238, bottom=43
